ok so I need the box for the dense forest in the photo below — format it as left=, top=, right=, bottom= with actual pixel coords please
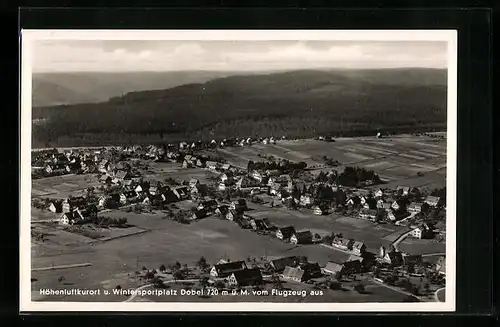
left=32, top=68, right=447, bottom=148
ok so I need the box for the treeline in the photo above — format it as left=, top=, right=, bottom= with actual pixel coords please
left=247, top=159, right=307, bottom=172
left=315, top=167, right=382, bottom=187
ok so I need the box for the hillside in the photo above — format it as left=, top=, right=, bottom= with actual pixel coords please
left=32, top=68, right=447, bottom=147
left=32, top=71, right=238, bottom=107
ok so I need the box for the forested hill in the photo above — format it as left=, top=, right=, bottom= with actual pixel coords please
left=32, top=71, right=237, bottom=107
left=32, top=68, right=447, bottom=147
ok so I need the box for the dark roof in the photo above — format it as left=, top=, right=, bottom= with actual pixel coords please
left=271, top=256, right=300, bottom=271
left=278, top=226, right=296, bottom=238
left=294, top=230, right=312, bottom=239
left=231, top=268, right=263, bottom=284
left=213, top=261, right=247, bottom=276
left=193, top=209, right=207, bottom=218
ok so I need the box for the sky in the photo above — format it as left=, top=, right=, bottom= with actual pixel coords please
left=32, top=40, right=448, bottom=73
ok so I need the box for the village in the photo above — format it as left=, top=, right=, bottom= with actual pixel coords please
left=30, top=134, right=447, bottom=303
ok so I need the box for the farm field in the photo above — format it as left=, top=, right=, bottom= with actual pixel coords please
left=398, top=238, right=446, bottom=255
left=32, top=174, right=100, bottom=199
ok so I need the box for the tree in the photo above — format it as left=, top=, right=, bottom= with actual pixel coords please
left=354, top=283, right=366, bottom=293
left=329, top=281, right=342, bottom=290
left=196, top=256, right=209, bottom=271
left=199, top=276, right=210, bottom=289
left=173, top=270, right=185, bottom=281
left=159, top=264, right=166, bottom=272
left=272, top=273, right=284, bottom=290
left=336, top=272, right=343, bottom=282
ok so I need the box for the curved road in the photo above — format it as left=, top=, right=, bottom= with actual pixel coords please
left=434, top=287, right=445, bottom=302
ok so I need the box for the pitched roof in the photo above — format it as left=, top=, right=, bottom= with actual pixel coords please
left=278, top=226, right=296, bottom=238
left=271, top=256, right=299, bottom=271
left=323, top=262, right=343, bottom=274
left=231, top=268, right=263, bottom=284
left=213, top=261, right=247, bottom=275
left=352, top=241, right=365, bottom=251
left=282, top=266, right=305, bottom=280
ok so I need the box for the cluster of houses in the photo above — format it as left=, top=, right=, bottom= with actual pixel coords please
left=48, top=196, right=97, bottom=225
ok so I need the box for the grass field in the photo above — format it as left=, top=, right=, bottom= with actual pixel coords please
left=398, top=238, right=446, bottom=255
left=32, top=174, right=100, bottom=199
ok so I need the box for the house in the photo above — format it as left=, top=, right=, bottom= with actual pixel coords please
left=98, top=194, right=120, bottom=209
left=250, top=218, right=266, bottom=231
left=115, top=170, right=130, bottom=181
left=270, top=256, right=300, bottom=273
left=387, top=209, right=411, bottom=222
left=435, top=256, right=446, bottom=275
left=172, top=186, right=190, bottom=200
left=408, top=202, right=424, bottom=213
left=160, top=190, right=180, bottom=204
left=347, top=196, right=361, bottom=207
left=220, top=172, right=234, bottom=183
left=221, top=163, right=231, bottom=171
left=359, top=208, right=378, bottom=220
left=215, top=205, right=229, bottom=217
left=410, top=224, right=435, bottom=239
left=391, top=199, right=407, bottom=211
left=228, top=268, right=263, bottom=286
left=205, top=161, right=218, bottom=171
left=312, top=205, right=326, bottom=215
left=48, top=201, right=63, bottom=213
left=122, top=179, right=134, bottom=189
left=188, top=178, right=200, bottom=189
left=276, top=226, right=296, bottom=240
left=225, top=209, right=242, bottom=221
left=396, top=186, right=410, bottom=196
left=290, top=231, right=313, bottom=244
left=331, top=237, right=354, bottom=251
left=282, top=263, right=320, bottom=282
left=402, top=254, right=423, bottom=266
left=191, top=184, right=208, bottom=196
left=383, top=251, right=404, bottom=266
left=300, top=262, right=322, bottom=278
left=62, top=196, right=87, bottom=213
left=236, top=177, right=258, bottom=190
left=98, top=160, right=110, bottom=173
left=210, top=260, right=248, bottom=278
left=281, top=266, right=306, bottom=282
left=135, top=183, right=149, bottom=194
left=196, top=159, right=204, bottom=167
left=322, top=262, right=344, bottom=276
left=323, top=260, right=362, bottom=276
left=197, top=200, right=218, bottom=212
left=65, top=162, right=81, bottom=173
left=425, top=195, right=442, bottom=207
left=261, top=218, right=274, bottom=230
left=192, top=209, right=208, bottom=220
left=376, top=199, right=386, bottom=209
left=230, top=199, right=248, bottom=212
left=363, top=198, right=377, bottom=210
left=374, top=189, right=385, bottom=198
left=351, top=241, right=367, bottom=256
left=60, top=208, right=85, bottom=225
left=120, top=190, right=138, bottom=204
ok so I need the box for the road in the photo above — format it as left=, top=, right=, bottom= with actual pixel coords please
left=32, top=262, right=92, bottom=271
left=369, top=277, right=425, bottom=302
left=389, top=229, right=413, bottom=252
left=434, top=287, right=445, bottom=302
left=422, top=253, right=446, bottom=257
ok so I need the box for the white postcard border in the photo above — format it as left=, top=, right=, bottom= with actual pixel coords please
left=20, top=29, right=457, bottom=312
